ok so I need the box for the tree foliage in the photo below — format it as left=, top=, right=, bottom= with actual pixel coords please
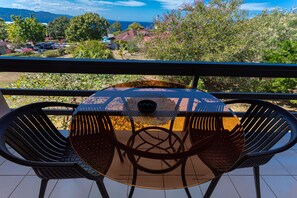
left=65, top=13, right=110, bottom=42
left=47, top=16, right=70, bottom=39
left=264, top=40, right=297, bottom=63
left=146, top=0, right=297, bottom=63
left=7, top=15, right=45, bottom=44
left=109, top=21, right=122, bottom=33
left=146, top=0, right=250, bottom=61
left=263, top=40, right=297, bottom=94
left=243, top=10, right=297, bottom=62
left=128, top=22, right=144, bottom=30
left=0, top=18, right=7, bottom=41
left=72, top=40, right=113, bottom=59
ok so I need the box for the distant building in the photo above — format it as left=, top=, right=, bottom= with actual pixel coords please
left=115, top=29, right=150, bottom=42
left=115, top=30, right=138, bottom=42
left=0, top=42, right=7, bottom=55
left=102, top=34, right=116, bottom=50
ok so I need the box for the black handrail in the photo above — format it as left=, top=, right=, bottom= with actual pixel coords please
left=1, top=88, right=297, bottom=100
left=1, top=57, right=297, bottom=77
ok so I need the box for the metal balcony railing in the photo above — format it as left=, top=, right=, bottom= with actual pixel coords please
left=0, top=57, right=296, bottom=116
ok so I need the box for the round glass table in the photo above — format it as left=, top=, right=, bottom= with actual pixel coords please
left=69, top=86, right=244, bottom=190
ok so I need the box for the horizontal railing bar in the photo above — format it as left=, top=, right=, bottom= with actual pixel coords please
left=41, top=109, right=297, bottom=117
left=1, top=57, right=297, bottom=77
left=1, top=88, right=296, bottom=100
left=211, top=92, right=297, bottom=100
left=0, top=88, right=96, bottom=97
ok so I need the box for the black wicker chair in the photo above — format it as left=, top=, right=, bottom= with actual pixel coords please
left=0, top=102, right=111, bottom=198
left=203, top=99, right=297, bottom=198
left=0, top=91, right=10, bottom=118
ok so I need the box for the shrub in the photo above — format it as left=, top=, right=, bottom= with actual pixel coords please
left=114, top=40, right=127, bottom=50
left=2, top=52, right=41, bottom=57
left=42, top=49, right=62, bottom=58
left=127, top=41, right=139, bottom=53
left=73, top=40, right=113, bottom=59
left=65, top=43, right=77, bottom=54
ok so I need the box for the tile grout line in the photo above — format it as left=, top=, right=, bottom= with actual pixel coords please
left=227, top=175, right=242, bottom=198
left=187, top=155, right=204, bottom=197
left=87, top=181, right=95, bottom=198
left=273, top=156, right=295, bottom=176
left=8, top=167, right=32, bottom=197
left=0, top=159, right=6, bottom=166
left=198, top=185, right=204, bottom=198
left=47, top=180, right=59, bottom=198
left=7, top=175, right=27, bottom=198
left=260, top=175, right=278, bottom=198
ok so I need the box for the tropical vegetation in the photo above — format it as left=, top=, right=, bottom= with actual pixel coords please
left=47, top=16, right=70, bottom=39
left=7, top=15, right=45, bottom=45
left=65, top=12, right=110, bottom=42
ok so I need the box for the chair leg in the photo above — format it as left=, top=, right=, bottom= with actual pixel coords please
left=117, top=147, right=124, bottom=162
left=181, top=158, right=191, bottom=198
left=128, top=167, right=137, bottom=198
left=253, top=166, right=261, bottom=198
left=96, top=177, right=109, bottom=198
left=39, top=179, right=48, bottom=198
left=203, top=175, right=222, bottom=198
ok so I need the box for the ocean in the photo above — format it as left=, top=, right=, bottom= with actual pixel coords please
left=108, top=20, right=154, bottom=30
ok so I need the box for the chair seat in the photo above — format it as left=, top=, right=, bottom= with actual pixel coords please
left=60, top=146, right=99, bottom=177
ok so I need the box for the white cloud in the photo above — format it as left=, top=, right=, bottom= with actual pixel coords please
left=7, top=0, right=146, bottom=16
left=11, top=3, right=24, bottom=9
left=155, top=0, right=192, bottom=10
left=78, top=0, right=145, bottom=7
left=116, top=1, right=145, bottom=7
left=240, top=3, right=272, bottom=11
left=15, top=0, right=28, bottom=3
left=9, top=0, right=109, bottom=16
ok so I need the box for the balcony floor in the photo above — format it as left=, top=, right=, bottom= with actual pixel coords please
left=1, top=137, right=297, bottom=198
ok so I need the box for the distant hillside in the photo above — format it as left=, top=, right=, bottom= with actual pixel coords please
left=0, top=7, right=153, bottom=29
left=0, top=7, right=72, bottom=23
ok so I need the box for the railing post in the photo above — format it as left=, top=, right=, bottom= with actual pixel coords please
left=191, top=75, right=199, bottom=88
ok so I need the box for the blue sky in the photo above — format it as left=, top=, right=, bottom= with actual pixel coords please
left=0, top=0, right=296, bottom=22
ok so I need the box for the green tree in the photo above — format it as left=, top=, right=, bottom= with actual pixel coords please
left=146, top=1, right=297, bottom=63
left=47, top=16, right=70, bottom=39
left=242, top=10, right=297, bottom=62
left=263, top=40, right=297, bottom=95
left=72, top=40, right=113, bottom=59
left=7, top=15, right=45, bottom=44
left=109, top=21, right=122, bottom=33
left=146, top=0, right=254, bottom=62
left=0, top=18, right=7, bottom=41
left=127, top=22, right=144, bottom=30
left=65, top=13, right=109, bottom=42
left=264, top=40, right=297, bottom=63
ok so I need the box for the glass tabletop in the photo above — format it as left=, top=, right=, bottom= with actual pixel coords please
left=69, top=86, right=244, bottom=190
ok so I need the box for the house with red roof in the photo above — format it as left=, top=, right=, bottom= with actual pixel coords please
left=0, top=41, right=7, bottom=55
left=115, top=30, right=138, bottom=42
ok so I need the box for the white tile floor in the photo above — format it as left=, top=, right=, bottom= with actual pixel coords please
left=1, top=145, right=297, bottom=197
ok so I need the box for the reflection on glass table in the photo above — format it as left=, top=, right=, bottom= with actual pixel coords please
left=69, top=85, right=244, bottom=196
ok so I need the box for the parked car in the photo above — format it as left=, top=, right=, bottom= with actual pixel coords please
left=24, top=44, right=33, bottom=49
left=43, top=42, right=55, bottom=50
left=21, top=48, right=33, bottom=53
left=33, top=42, right=45, bottom=51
